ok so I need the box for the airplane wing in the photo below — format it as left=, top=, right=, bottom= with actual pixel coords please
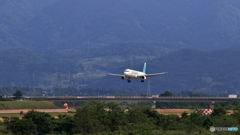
left=108, top=73, right=125, bottom=77
left=145, top=72, right=167, bottom=77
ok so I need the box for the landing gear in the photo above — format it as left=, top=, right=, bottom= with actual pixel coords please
left=141, top=80, right=144, bottom=83
left=127, top=79, right=131, bottom=83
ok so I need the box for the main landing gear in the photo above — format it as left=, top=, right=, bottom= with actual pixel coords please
left=127, top=80, right=144, bottom=83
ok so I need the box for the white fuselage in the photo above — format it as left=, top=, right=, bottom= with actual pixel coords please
left=124, top=69, right=146, bottom=79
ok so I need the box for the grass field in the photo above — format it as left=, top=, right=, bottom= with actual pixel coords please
left=0, top=112, right=75, bottom=117
left=0, top=101, right=56, bottom=109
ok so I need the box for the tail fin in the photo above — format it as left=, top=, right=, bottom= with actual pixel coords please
left=142, top=62, right=146, bottom=73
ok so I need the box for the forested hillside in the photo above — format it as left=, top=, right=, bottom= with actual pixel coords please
left=0, top=0, right=57, bottom=49
left=1, top=0, right=240, bottom=51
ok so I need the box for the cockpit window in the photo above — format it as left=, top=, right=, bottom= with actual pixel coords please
left=125, top=69, right=130, bottom=72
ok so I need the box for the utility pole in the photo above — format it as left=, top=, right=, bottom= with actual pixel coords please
left=56, top=72, right=62, bottom=95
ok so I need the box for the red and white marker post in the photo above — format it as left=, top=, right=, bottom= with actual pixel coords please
left=63, top=103, right=69, bottom=112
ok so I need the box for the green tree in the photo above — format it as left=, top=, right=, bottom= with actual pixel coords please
left=159, top=91, right=173, bottom=97
left=231, top=104, right=240, bottom=124
left=211, top=107, right=227, bottom=116
left=179, top=111, right=205, bottom=134
left=141, top=107, right=160, bottom=125
left=189, top=112, right=204, bottom=127
left=190, top=94, right=201, bottom=97
left=3, top=117, right=37, bottom=135
left=126, top=104, right=157, bottom=134
left=107, top=102, right=128, bottom=131
left=161, top=115, right=180, bottom=131
left=213, top=115, right=238, bottom=127
left=181, top=112, right=188, bottom=118
left=13, top=90, right=22, bottom=99
left=126, top=103, right=149, bottom=124
left=74, top=101, right=108, bottom=134
left=202, top=116, right=213, bottom=129
left=54, top=114, right=75, bottom=135
left=23, top=110, right=55, bottom=135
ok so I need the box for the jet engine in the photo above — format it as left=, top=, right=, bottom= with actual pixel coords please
left=121, top=76, right=127, bottom=80
left=140, top=76, right=147, bottom=80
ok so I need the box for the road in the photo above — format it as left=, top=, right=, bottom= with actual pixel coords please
left=25, top=96, right=240, bottom=102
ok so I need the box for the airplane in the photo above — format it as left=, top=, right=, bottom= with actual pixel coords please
left=108, top=62, right=167, bottom=83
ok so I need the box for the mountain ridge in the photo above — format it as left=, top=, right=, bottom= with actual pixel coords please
left=1, top=0, right=240, bottom=51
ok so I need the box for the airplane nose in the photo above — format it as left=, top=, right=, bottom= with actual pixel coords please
left=124, top=72, right=130, bottom=76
